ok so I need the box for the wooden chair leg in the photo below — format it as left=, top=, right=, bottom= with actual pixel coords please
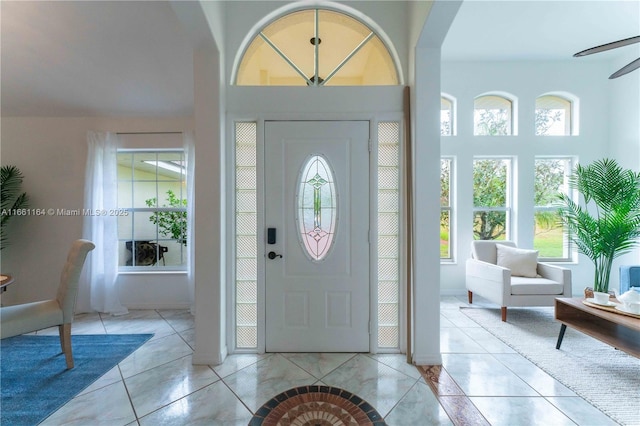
left=468, top=290, right=473, bottom=304
left=59, top=323, right=74, bottom=369
left=501, top=307, right=507, bottom=322
left=58, top=324, right=65, bottom=351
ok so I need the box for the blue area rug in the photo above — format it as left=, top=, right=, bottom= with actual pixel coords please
left=1, top=334, right=152, bottom=425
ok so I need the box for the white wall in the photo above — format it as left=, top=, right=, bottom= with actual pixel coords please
left=191, top=45, right=227, bottom=365
left=609, top=50, right=640, bottom=276
left=439, top=59, right=640, bottom=295
left=409, top=0, right=461, bottom=367
left=0, top=117, right=194, bottom=310
left=609, top=50, right=640, bottom=172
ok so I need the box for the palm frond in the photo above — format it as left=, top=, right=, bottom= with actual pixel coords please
left=558, top=158, right=640, bottom=291
left=1, top=165, right=29, bottom=248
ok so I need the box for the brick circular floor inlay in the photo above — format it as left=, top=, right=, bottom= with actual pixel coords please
left=249, top=385, right=387, bottom=426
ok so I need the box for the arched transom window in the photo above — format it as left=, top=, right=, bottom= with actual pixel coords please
left=236, top=9, right=399, bottom=86
left=474, top=95, right=514, bottom=136
left=535, top=95, right=573, bottom=136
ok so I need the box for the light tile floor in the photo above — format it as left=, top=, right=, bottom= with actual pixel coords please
left=36, top=296, right=617, bottom=425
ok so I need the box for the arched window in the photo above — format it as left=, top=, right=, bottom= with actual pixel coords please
left=441, top=95, right=455, bottom=136
left=474, top=95, right=513, bottom=136
left=235, top=8, right=399, bottom=86
left=535, top=95, right=573, bottom=136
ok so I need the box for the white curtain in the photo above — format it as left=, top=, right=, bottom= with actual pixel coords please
left=81, top=131, right=128, bottom=315
left=184, top=131, right=196, bottom=314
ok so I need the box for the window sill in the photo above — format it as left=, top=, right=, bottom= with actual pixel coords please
left=118, top=270, right=188, bottom=275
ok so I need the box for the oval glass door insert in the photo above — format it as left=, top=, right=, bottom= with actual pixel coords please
left=297, top=155, right=337, bottom=261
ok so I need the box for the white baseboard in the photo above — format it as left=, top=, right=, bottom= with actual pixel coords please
left=439, top=289, right=468, bottom=296
left=412, top=353, right=443, bottom=365
left=192, top=345, right=227, bottom=366
left=123, top=302, right=192, bottom=310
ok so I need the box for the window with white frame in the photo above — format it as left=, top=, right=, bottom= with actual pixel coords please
left=535, top=95, right=572, bottom=136
left=474, top=95, right=513, bottom=136
left=441, top=96, right=455, bottom=136
left=473, top=158, right=511, bottom=240
left=117, top=150, right=187, bottom=270
left=534, top=157, right=573, bottom=260
left=440, top=158, right=453, bottom=259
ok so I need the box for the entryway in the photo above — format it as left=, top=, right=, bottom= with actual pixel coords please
left=264, top=121, right=370, bottom=352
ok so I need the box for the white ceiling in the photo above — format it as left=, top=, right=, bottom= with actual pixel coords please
left=1, top=1, right=638, bottom=117
left=442, top=0, right=640, bottom=62
left=1, top=1, right=195, bottom=117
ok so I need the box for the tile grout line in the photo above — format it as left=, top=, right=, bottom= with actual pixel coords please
left=381, top=377, right=422, bottom=420
left=220, top=376, right=259, bottom=417
left=417, top=364, right=491, bottom=426
left=281, top=352, right=358, bottom=383
left=122, top=312, right=212, bottom=423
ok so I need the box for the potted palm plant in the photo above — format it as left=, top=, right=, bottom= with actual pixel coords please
left=557, top=158, right=640, bottom=294
left=1, top=165, right=29, bottom=249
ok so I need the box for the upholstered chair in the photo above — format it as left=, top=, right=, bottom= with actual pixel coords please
left=620, top=265, right=640, bottom=293
left=1, top=239, right=95, bottom=368
left=466, top=240, right=572, bottom=321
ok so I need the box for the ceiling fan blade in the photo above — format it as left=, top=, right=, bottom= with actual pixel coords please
left=574, top=35, right=640, bottom=57
left=609, top=57, right=640, bottom=79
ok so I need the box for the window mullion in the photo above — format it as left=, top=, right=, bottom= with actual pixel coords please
left=314, top=9, right=319, bottom=86
left=155, top=152, right=160, bottom=264
left=258, top=32, right=313, bottom=85
left=322, top=32, right=374, bottom=86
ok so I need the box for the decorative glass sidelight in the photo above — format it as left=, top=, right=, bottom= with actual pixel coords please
left=377, top=121, right=400, bottom=349
left=297, top=155, right=337, bottom=261
left=235, top=122, right=258, bottom=349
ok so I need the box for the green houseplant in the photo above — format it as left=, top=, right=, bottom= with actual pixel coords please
left=557, top=158, right=640, bottom=293
left=145, top=190, right=187, bottom=246
left=1, top=165, right=29, bottom=249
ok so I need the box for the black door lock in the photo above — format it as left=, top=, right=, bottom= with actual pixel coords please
left=267, top=228, right=276, bottom=244
left=268, top=251, right=283, bottom=259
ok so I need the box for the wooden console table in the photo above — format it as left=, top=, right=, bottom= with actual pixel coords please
left=554, top=297, right=640, bottom=358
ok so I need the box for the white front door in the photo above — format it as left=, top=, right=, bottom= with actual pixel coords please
left=265, top=121, right=370, bottom=352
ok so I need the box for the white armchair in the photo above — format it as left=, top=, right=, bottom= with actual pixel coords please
left=466, top=240, right=571, bottom=321
left=1, top=239, right=95, bottom=368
